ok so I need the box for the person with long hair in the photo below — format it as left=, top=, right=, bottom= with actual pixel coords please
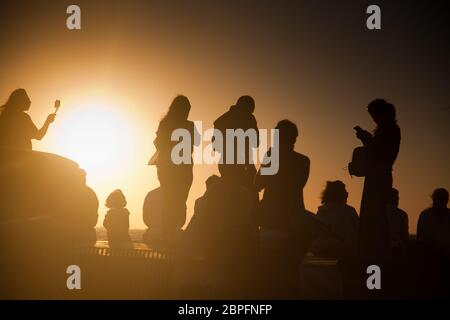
left=354, top=99, right=401, bottom=257
left=0, top=88, right=56, bottom=150
left=153, top=95, right=199, bottom=245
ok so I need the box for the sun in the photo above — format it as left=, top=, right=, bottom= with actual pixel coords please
left=54, top=102, right=135, bottom=176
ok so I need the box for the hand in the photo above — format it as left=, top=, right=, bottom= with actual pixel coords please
left=46, top=113, right=56, bottom=124
left=354, top=126, right=370, bottom=141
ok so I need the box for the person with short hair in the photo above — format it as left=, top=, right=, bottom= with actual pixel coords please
left=255, top=119, right=310, bottom=232
left=417, top=188, right=450, bottom=257
left=386, top=188, right=409, bottom=248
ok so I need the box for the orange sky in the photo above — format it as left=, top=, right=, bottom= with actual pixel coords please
left=1, top=1, right=449, bottom=233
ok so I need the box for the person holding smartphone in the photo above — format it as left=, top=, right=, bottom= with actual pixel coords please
left=354, top=99, right=401, bottom=257
left=0, top=88, right=57, bottom=150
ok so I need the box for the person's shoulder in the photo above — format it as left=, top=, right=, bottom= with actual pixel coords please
left=293, top=152, right=310, bottom=164
left=316, top=204, right=327, bottom=215
left=397, top=207, right=408, bottom=219
left=214, top=110, right=230, bottom=127
left=419, top=208, right=432, bottom=220
left=345, top=204, right=359, bottom=215
left=186, top=120, right=196, bottom=131
left=13, top=111, right=32, bottom=122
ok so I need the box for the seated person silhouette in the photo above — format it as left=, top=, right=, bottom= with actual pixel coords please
left=142, top=187, right=164, bottom=248
left=255, top=119, right=310, bottom=233
left=103, top=189, right=131, bottom=246
left=183, top=174, right=221, bottom=254
left=78, top=170, right=99, bottom=246
left=386, top=188, right=409, bottom=248
left=0, top=88, right=56, bottom=150
left=178, top=173, right=259, bottom=298
left=310, top=181, right=359, bottom=259
left=213, top=95, right=259, bottom=189
left=183, top=174, right=257, bottom=263
left=417, top=188, right=450, bottom=258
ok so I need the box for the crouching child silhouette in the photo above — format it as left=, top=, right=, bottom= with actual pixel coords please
left=103, top=189, right=132, bottom=247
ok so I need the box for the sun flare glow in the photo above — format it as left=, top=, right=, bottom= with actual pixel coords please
left=55, top=102, right=136, bottom=176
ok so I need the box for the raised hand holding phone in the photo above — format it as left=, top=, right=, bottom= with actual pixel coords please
left=45, top=99, right=60, bottom=124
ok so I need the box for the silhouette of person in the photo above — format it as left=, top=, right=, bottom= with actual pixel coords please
left=153, top=95, right=200, bottom=244
left=182, top=173, right=258, bottom=296
left=255, top=119, right=310, bottom=232
left=213, top=95, right=259, bottom=189
left=0, top=89, right=55, bottom=150
left=142, top=187, right=164, bottom=248
left=386, top=188, right=409, bottom=248
left=78, top=170, right=99, bottom=246
left=103, top=189, right=131, bottom=246
left=311, top=181, right=359, bottom=259
left=417, top=188, right=450, bottom=258
left=354, top=99, right=401, bottom=257
left=183, top=174, right=221, bottom=254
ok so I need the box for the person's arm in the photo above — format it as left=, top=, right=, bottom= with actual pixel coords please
left=298, top=157, right=310, bottom=189
left=254, top=149, right=272, bottom=191
left=251, top=117, right=260, bottom=147
left=355, top=126, right=373, bottom=146
left=33, top=114, right=55, bottom=140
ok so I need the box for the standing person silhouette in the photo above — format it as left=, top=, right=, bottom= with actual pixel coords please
left=255, top=120, right=310, bottom=232
left=0, top=89, right=56, bottom=150
left=354, top=99, right=401, bottom=257
left=153, top=95, right=199, bottom=246
left=213, top=95, right=259, bottom=190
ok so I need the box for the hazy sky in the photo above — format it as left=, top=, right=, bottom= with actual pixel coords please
left=1, top=0, right=449, bottom=232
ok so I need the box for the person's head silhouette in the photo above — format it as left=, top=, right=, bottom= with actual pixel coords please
left=106, top=189, right=127, bottom=209
left=431, top=188, right=449, bottom=209
left=236, top=95, right=255, bottom=114
left=367, top=99, right=397, bottom=126
left=165, top=95, right=191, bottom=121
left=276, top=119, right=298, bottom=150
left=321, top=180, right=348, bottom=205
left=205, top=174, right=220, bottom=190
left=1, top=88, right=31, bottom=112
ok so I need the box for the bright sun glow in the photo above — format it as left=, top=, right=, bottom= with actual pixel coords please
left=55, top=102, right=136, bottom=176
